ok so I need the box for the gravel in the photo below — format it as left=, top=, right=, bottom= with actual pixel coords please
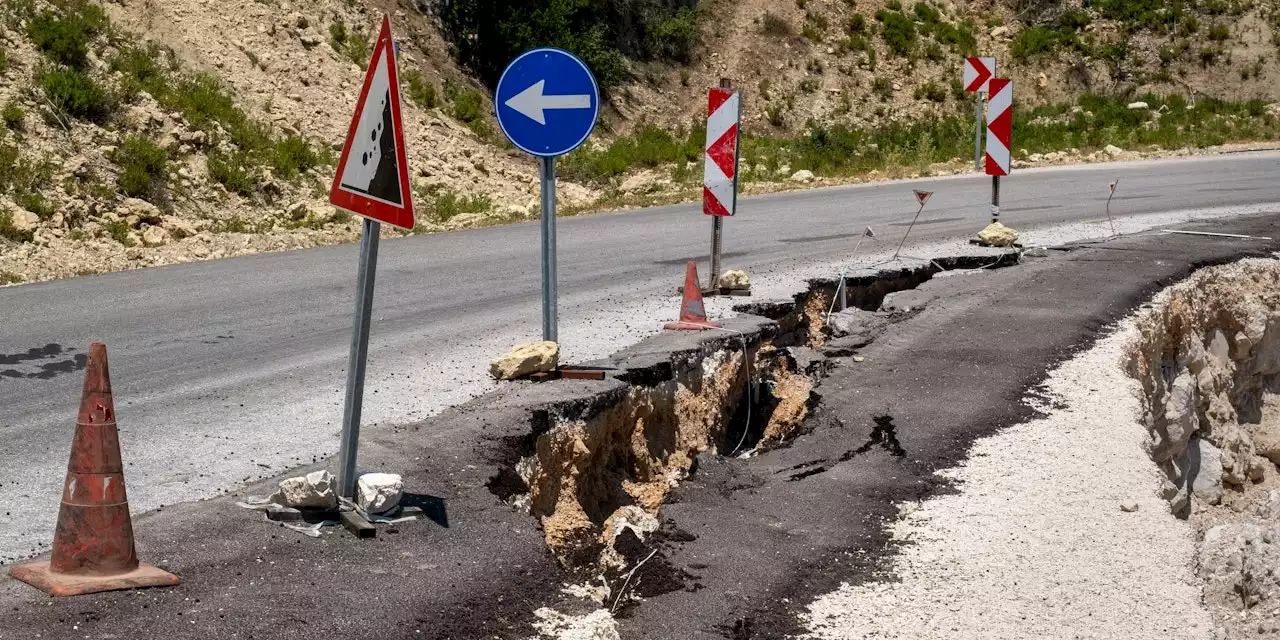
left=802, top=322, right=1214, bottom=639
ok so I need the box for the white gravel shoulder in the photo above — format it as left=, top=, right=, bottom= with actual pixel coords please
left=802, top=322, right=1213, bottom=640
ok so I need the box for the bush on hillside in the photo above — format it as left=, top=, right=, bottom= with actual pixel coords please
left=439, top=0, right=703, bottom=90
left=112, top=135, right=169, bottom=200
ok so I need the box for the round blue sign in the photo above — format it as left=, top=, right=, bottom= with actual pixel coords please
left=495, top=48, right=600, bottom=158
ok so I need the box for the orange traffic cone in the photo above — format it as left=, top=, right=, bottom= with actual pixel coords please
left=665, top=261, right=722, bottom=331
left=9, top=344, right=179, bottom=596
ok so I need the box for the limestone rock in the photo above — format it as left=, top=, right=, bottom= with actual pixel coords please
left=990, top=25, right=1010, bottom=38
left=1254, top=421, right=1280, bottom=465
left=356, top=472, right=403, bottom=514
left=619, top=170, right=666, bottom=194
left=978, top=222, right=1019, bottom=247
left=1155, top=371, right=1197, bottom=462
left=789, top=169, right=815, bottom=183
left=490, top=341, right=559, bottom=380
left=141, top=225, right=171, bottom=247
left=1127, top=101, right=1150, bottom=110
left=1104, top=144, right=1125, bottom=158
left=1200, top=521, right=1280, bottom=612
left=9, top=208, right=39, bottom=233
left=1120, top=501, right=1140, bottom=513
left=718, top=270, right=750, bottom=291
left=1188, top=437, right=1224, bottom=505
left=277, top=469, right=338, bottom=510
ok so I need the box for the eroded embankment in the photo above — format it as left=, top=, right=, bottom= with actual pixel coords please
left=489, top=252, right=1021, bottom=589
left=1127, top=258, right=1280, bottom=636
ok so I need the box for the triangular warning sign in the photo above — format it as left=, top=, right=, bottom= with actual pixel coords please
left=914, top=190, right=933, bottom=206
left=1109, top=182, right=1117, bottom=194
left=330, top=15, right=415, bottom=230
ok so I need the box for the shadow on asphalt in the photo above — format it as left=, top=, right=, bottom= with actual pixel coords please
left=401, top=493, right=449, bottom=528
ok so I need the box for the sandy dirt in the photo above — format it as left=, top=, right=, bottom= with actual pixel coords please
left=802, top=322, right=1215, bottom=639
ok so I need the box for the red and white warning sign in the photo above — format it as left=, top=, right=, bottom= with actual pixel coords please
left=330, top=15, right=415, bottom=229
left=963, top=57, right=996, bottom=93
left=985, top=78, right=1012, bottom=177
left=913, top=190, right=933, bottom=206
left=703, top=88, right=742, bottom=217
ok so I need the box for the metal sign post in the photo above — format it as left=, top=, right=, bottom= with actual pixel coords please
left=895, top=190, right=933, bottom=260
left=327, top=16, right=416, bottom=512
left=991, top=176, right=1001, bottom=223
left=1107, top=179, right=1119, bottom=236
left=703, top=79, right=743, bottom=292
left=495, top=48, right=600, bottom=345
left=337, top=218, right=380, bottom=497
left=973, top=92, right=985, bottom=171
left=984, top=78, right=1013, bottom=224
left=539, top=157, right=559, bottom=341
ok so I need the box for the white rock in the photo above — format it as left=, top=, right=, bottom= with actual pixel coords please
left=1104, top=144, right=1125, bottom=158
left=1187, top=437, right=1224, bottom=505
left=1127, top=101, right=1150, bottom=110
left=141, top=225, right=171, bottom=247
left=490, top=341, right=559, bottom=380
left=790, top=169, right=815, bottom=183
left=9, top=208, right=39, bottom=233
left=277, top=470, right=338, bottom=510
left=718, top=270, right=750, bottom=291
left=1120, top=501, right=1140, bottom=513
left=978, top=222, right=1018, bottom=247
left=1023, top=246, right=1050, bottom=258
left=356, top=472, right=404, bottom=514
left=990, top=25, right=1010, bottom=38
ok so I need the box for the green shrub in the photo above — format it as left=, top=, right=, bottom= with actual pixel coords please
left=342, top=29, right=370, bottom=66
left=879, top=11, right=916, bottom=57
left=106, top=218, right=133, bottom=246
left=39, top=66, right=112, bottom=122
left=28, top=11, right=90, bottom=68
left=560, top=123, right=703, bottom=184
left=0, top=270, right=22, bottom=285
left=403, top=69, right=438, bottom=109
left=2, top=102, right=24, bottom=131
left=429, top=190, right=492, bottom=222
left=329, top=21, right=348, bottom=50
left=915, top=81, right=946, bottom=102
left=847, top=13, right=866, bottom=34
left=16, top=192, right=53, bottom=220
left=452, top=89, right=484, bottom=123
left=762, top=11, right=792, bottom=36
left=112, top=134, right=169, bottom=200
left=207, top=152, right=255, bottom=197
left=0, top=143, right=54, bottom=194
left=439, top=0, right=695, bottom=90
left=1208, top=23, right=1229, bottom=42
left=111, top=42, right=169, bottom=100
left=872, top=76, right=894, bottom=100
left=271, top=135, right=322, bottom=179
left=885, top=0, right=902, bottom=9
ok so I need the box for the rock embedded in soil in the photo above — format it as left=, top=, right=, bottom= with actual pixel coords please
left=978, top=222, right=1019, bottom=247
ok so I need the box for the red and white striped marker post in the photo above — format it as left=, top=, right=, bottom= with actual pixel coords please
left=985, top=78, right=1012, bottom=223
left=963, top=57, right=996, bottom=171
left=704, top=78, right=742, bottom=292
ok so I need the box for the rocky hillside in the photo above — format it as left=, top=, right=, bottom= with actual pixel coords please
left=2, top=0, right=1279, bottom=285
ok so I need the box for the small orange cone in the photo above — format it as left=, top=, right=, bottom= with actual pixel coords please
left=665, top=261, right=721, bottom=331
left=9, top=344, right=179, bottom=597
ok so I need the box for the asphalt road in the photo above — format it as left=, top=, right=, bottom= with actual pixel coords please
left=2, top=152, right=1279, bottom=561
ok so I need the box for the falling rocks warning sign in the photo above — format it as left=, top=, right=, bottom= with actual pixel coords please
left=330, top=15, right=415, bottom=229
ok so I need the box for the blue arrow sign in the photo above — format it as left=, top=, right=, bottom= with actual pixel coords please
left=495, top=48, right=600, bottom=158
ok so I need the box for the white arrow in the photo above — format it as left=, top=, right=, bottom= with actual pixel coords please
left=504, top=80, right=591, bottom=125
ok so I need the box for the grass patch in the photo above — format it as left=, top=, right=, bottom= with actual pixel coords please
left=39, top=66, right=112, bottom=122
left=111, top=134, right=169, bottom=201
left=762, top=11, right=792, bottom=36
left=876, top=9, right=916, bottom=57
left=559, top=123, right=703, bottom=184
left=421, top=188, right=492, bottom=223
left=0, top=271, right=22, bottom=285
left=2, top=102, right=24, bottom=131
left=403, top=68, right=438, bottom=109
left=16, top=192, right=54, bottom=220
left=26, top=3, right=107, bottom=70
left=105, top=218, right=133, bottom=246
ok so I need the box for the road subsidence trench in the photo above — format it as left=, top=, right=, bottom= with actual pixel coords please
left=486, top=252, right=1022, bottom=589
